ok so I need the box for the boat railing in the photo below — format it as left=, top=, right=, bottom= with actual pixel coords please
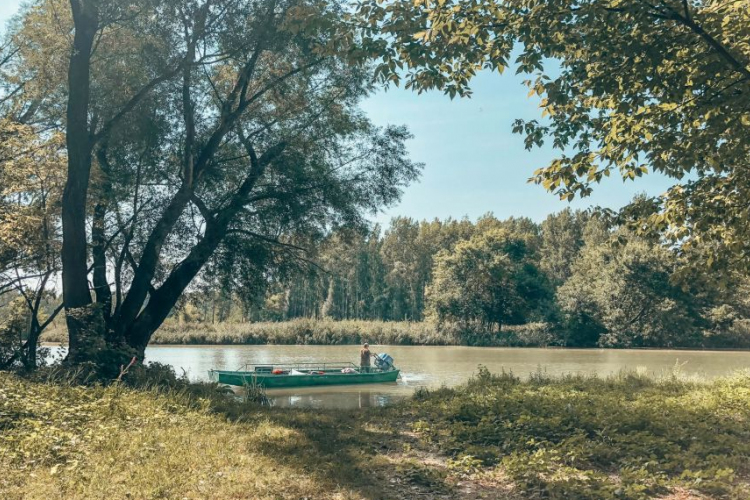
left=235, top=361, right=364, bottom=372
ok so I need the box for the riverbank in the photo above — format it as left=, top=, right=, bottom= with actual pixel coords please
left=2, top=370, right=749, bottom=499
left=40, top=319, right=553, bottom=346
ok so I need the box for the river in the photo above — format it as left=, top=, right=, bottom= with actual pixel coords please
left=101, top=344, right=750, bottom=409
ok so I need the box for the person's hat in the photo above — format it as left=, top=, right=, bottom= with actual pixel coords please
left=364, top=342, right=369, bottom=347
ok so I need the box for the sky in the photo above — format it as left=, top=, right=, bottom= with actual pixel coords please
left=0, top=0, right=676, bottom=226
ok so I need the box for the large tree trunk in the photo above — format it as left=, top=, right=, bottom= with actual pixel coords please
left=56, top=3, right=291, bottom=364
left=122, top=143, right=284, bottom=356
left=62, top=0, right=99, bottom=362
left=126, top=227, right=225, bottom=356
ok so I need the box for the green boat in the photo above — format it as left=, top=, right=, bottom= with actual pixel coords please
left=208, top=358, right=400, bottom=388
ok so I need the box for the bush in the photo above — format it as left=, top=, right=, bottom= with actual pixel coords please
left=0, top=298, right=30, bottom=368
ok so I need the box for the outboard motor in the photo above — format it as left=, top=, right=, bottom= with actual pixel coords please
left=374, top=353, right=394, bottom=370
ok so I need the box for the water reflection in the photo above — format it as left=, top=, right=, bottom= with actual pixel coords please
left=270, top=387, right=403, bottom=409
left=46, top=344, right=750, bottom=409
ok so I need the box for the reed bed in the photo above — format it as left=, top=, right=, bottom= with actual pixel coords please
left=42, top=319, right=553, bottom=347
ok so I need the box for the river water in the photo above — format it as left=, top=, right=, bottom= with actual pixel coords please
left=107, top=344, right=750, bottom=409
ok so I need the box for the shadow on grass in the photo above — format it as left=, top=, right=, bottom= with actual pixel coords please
left=234, top=407, right=455, bottom=500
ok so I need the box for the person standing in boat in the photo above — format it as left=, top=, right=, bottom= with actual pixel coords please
left=360, top=343, right=372, bottom=373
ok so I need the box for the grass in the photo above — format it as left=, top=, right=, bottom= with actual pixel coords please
left=41, top=318, right=553, bottom=347
left=405, top=368, right=750, bottom=499
left=0, top=372, right=403, bottom=500
left=2, top=368, right=750, bottom=499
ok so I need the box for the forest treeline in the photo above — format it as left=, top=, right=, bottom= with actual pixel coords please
left=176, top=207, right=750, bottom=349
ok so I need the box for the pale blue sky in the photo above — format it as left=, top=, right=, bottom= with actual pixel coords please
left=1, top=0, right=675, bottom=225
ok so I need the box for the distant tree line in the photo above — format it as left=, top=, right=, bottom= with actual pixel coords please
left=176, top=207, right=750, bottom=349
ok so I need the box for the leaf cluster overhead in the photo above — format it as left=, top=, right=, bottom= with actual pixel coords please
left=358, top=0, right=750, bottom=267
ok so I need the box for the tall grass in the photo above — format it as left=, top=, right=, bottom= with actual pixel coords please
left=406, top=368, right=750, bottom=499
left=0, top=372, right=366, bottom=499
left=42, top=318, right=553, bottom=346
left=3, top=369, right=749, bottom=499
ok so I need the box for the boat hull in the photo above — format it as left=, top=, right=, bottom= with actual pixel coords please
left=209, top=369, right=400, bottom=388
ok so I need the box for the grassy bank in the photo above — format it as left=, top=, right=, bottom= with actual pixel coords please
left=41, top=318, right=552, bottom=346
left=2, top=370, right=750, bottom=499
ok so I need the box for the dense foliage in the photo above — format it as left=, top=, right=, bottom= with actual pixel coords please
left=174, top=209, right=750, bottom=348
left=0, top=0, right=419, bottom=369
left=407, top=368, right=750, bottom=499
left=358, top=0, right=750, bottom=270
left=426, top=228, right=552, bottom=335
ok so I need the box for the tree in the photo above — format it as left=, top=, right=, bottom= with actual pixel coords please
left=539, top=209, right=589, bottom=286
left=700, top=277, right=750, bottom=348
left=556, top=224, right=701, bottom=347
left=0, top=38, right=65, bottom=370
left=360, top=0, right=750, bottom=268
left=9, top=0, right=420, bottom=367
left=426, top=227, right=551, bottom=340
left=0, top=120, right=64, bottom=369
left=381, top=217, right=422, bottom=320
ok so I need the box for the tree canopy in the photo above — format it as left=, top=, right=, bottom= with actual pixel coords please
left=359, top=0, right=750, bottom=268
left=1, top=0, right=420, bottom=368
left=426, top=226, right=551, bottom=336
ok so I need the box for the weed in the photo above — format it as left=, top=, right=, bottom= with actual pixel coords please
left=405, top=370, right=750, bottom=499
left=3, top=369, right=749, bottom=499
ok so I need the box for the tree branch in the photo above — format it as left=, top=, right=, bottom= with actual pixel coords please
left=39, top=302, right=65, bottom=331
left=92, top=64, right=184, bottom=144
left=659, top=1, right=750, bottom=81
left=226, top=229, right=307, bottom=252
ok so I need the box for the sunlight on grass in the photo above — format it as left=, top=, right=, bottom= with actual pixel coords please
left=2, top=369, right=750, bottom=499
left=0, top=374, right=372, bottom=500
